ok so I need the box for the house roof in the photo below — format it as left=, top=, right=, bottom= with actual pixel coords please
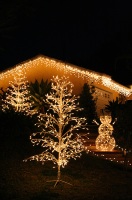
left=0, top=54, right=131, bottom=97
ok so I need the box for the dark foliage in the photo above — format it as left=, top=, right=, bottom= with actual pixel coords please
left=29, top=79, right=51, bottom=113
left=78, top=83, right=98, bottom=125
left=105, top=97, right=123, bottom=121
left=0, top=87, right=6, bottom=109
left=114, top=100, right=132, bottom=150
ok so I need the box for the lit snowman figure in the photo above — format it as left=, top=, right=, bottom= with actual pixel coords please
left=95, top=115, right=116, bottom=151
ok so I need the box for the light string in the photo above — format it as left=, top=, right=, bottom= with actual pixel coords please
left=0, top=55, right=131, bottom=96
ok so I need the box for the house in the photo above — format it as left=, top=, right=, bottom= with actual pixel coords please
left=0, top=54, right=131, bottom=116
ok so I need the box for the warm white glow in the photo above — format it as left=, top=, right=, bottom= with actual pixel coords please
left=0, top=55, right=131, bottom=96
left=24, top=76, right=88, bottom=186
left=102, top=76, right=131, bottom=96
left=95, top=115, right=116, bottom=151
left=2, top=69, right=34, bottom=115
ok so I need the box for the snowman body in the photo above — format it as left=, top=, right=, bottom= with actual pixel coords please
left=95, top=115, right=116, bottom=151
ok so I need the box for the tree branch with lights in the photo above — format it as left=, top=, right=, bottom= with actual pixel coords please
left=2, top=69, right=35, bottom=115
left=24, top=76, right=89, bottom=187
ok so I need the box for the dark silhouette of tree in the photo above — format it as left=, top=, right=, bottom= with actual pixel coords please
left=29, top=79, right=51, bottom=113
left=114, top=100, right=132, bottom=150
left=105, top=97, right=122, bottom=120
left=0, top=88, right=6, bottom=112
left=79, top=83, right=98, bottom=125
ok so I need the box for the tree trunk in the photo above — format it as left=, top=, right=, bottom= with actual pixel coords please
left=57, top=163, right=61, bottom=181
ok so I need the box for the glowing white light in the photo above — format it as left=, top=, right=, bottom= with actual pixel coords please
left=24, top=76, right=89, bottom=186
left=95, top=115, right=116, bottom=151
left=0, top=55, right=131, bottom=97
left=102, top=76, right=131, bottom=96
left=2, top=69, right=34, bottom=115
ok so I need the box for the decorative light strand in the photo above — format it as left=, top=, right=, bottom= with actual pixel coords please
left=102, top=76, right=131, bottom=96
left=24, top=76, right=89, bottom=186
left=84, top=138, right=132, bottom=168
left=95, top=115, right=116, bottom=151
left=2, top=69, right=35, bottom=115
left=0, top=55, right=131, bottom=96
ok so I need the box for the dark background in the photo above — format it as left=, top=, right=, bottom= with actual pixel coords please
left=0, top=0, right=132, bottom=86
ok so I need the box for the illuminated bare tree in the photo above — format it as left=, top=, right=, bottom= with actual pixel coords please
left=2, top=68, right=33, bottom=115
left=24, top=76, right=88, bottom=187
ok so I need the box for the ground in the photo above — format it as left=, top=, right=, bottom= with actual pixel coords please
left=0, top=131, right=132, bottom=200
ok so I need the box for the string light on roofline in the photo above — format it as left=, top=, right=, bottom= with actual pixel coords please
left=102, top=76, right=131, bottom=96
left=0, top=56, right=131, bottom=96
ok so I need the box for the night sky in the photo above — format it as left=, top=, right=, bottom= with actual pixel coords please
left=0, top=0, right=132, bottom=86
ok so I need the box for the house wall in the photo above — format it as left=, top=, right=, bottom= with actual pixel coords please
left=0, top=55, right=131, bottom=116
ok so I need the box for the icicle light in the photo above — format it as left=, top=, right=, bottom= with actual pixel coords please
left=0, top=55, right=131, bottom=96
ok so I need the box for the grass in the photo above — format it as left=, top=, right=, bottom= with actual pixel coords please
left=0, top=128, right=132, bottom=200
